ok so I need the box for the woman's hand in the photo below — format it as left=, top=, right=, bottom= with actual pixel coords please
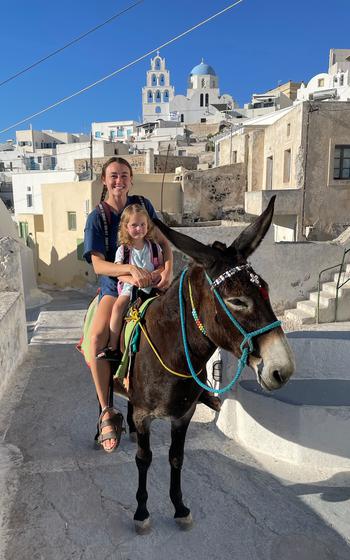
left=129, top=265, right=153, bottom=288
left=155, top=268, right=173, bottom=291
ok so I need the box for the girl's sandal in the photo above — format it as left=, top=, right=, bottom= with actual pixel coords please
left=97, top=406, right=125, bottom=453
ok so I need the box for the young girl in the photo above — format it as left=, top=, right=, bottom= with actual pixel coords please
left=97, top=203, right=163, bottom=361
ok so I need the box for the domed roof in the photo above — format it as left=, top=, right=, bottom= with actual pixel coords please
left=190, top=60, right=216, bottom=76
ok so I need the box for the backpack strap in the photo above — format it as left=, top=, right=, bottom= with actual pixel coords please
left=138, top=195, right=147, bottom=211
left=123, top=245, right=130, bottom=264
left=97, top=201, right=112, bottom=254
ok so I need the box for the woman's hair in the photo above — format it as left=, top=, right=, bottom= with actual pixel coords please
left=118, top=204, right=155, bottom=245
left=100, top=157, right=133, bottom=203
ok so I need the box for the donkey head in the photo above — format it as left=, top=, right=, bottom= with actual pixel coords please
left=154, top=197, right=295, bottom=391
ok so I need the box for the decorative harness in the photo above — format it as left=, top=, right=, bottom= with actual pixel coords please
left=179, top=265, right=281, bottom=394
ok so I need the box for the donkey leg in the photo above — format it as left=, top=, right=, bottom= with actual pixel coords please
left=127, top=402, right=137, bottom=442
left=169, top=415, right=194, bottom=530
left=134, top=419, right=152, bottom=534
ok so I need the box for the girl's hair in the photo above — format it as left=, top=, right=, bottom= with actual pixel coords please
left=118, top=204, right=155, bottom=246
left=100, top=157, right=133, bottom=203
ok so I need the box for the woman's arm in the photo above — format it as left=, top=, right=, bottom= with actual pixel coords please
left=91, top=252, right=152, bottom=288
left=152, top=230, right=173, bottom=290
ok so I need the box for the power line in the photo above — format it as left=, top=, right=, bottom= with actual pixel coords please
left=0, top=0, right=144, bottom=89
left=0, top=0, right=244, bottom=135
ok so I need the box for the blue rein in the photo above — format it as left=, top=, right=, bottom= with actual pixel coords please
left=178, top=268, right=281, bottom=395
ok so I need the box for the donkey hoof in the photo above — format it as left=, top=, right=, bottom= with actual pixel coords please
left=175, top=512, right=193, bottom=530
left=129, top=431, right=137, bottom=443
left=134, top=517, right=151, bottom=535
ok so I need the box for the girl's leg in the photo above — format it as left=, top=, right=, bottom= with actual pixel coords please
left=109, top=295, right=130, bottom=350
left=89, top=294, right=118, bottom=451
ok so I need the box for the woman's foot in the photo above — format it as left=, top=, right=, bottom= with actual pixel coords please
left=97, top=406, right=125, bottom=453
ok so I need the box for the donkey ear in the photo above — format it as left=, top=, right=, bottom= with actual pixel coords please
left=153, top=218, right=220, bottom=267
left=231, top=196, right=276, bottom=258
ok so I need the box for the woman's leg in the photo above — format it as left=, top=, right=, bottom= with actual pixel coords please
left=109, top=295, right=130, bottom=350
left=89, top=294, right=117, bottom=451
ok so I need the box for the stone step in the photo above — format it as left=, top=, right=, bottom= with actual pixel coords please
left=309, top=290, right=335, bottom=306
left=322, top=281, right=350, bottom=296
left=283, top=308, right=315, bottom=329
left=333, top=271, right=350, bottom=284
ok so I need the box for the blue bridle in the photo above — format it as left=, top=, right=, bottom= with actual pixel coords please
left=178, top=267, right=281, bottom=395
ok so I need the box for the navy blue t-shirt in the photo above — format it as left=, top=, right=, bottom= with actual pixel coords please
left=83, top=195, right=157, bottom=297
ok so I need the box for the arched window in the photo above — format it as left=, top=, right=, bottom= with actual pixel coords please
left=159, top=74, right=165, bottom=86
left=163, top=90, right=169, bottom=102
left=155, top=90, right=161, bottom=102
left=200, top=93, right=204, bottom=107
left=155, top=58, right=161, bottom=70
left=155, top=106, right=161, bottom=114
left=205, top=93, right=209, bottom=107
left=151, top=74, right=157, bottom=86
left=147, top=90, right=153, bottom=103
left=201, top=78, right=205, bottom=88
left=340, top=74, right=344, bottom=86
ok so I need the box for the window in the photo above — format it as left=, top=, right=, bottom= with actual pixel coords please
left=200, top=118, right=207, bottom=123
left=334, top=145, right=350, bottom=180
left=318, top=78, right=325, bottom=87
left=340, top=74, right=344, bottom=86
left=232, top=151, right=237, bottom=164
left=178, top=150, right=186, bottom=156
left=155, top=106, right=161, bottom=114
left=151, top=74, right=157, bottom=86
left=287, top=123, right=291, bottom=137
left=95, top=131, right=101, bottom=138
left=147, top=90, right=153, bottom=103
left=180, top=114, right=184, bottom=123
left=283, top=149, right=291, bottom=183
left=163, top=90, right=169, bottom=102
left=159, top=74, right=165, bottom=86
left=155, top=90, right=161, bottom=102
left=26, top=194, right=33, bottom=207
left=205, top=93, right=209, bottom=107
left=200, top=93, right=204, bottom=107
left=154, top=57, right=161, bottom=70
left=67, top=211, right=77, bottom=231
left=18, top=221, right=28, bottom=240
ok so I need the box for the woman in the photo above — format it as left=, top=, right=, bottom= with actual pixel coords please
left=83, top=156, right=173, bottom=452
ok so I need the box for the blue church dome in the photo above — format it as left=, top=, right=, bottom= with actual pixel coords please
left=190, top=60, right=216, bottom=76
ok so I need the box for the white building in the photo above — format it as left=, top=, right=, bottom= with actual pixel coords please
left=91, top=120, right=139, bottom=142
left=12, top=170, right=77, bottom=215
left=142, top=54, right=237, bottom=125
left=55, top=140, right=128, bottom=171
left=296, top=48, right=350, bottom=102
left=16, top=129, right=89, bottom=152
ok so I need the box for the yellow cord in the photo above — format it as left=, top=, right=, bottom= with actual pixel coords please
left=126, top=306, right=197, bottom=379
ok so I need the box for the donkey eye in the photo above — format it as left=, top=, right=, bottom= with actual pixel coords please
left=228, top=298, right=248, bottom=308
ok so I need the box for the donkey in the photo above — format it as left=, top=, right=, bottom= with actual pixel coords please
left=119, top=196, right=295, bottom=534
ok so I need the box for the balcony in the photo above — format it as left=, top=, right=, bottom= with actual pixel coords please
left=245, top=188, right=302, bottom=216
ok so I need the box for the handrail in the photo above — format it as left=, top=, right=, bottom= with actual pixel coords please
left=316, top=248, right=350, bottom=323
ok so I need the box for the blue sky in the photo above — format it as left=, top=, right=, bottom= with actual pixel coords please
left=0, top=0, right=349, bottom=142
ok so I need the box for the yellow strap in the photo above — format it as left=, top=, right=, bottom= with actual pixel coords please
left=126, top=306, right=197, bottom=379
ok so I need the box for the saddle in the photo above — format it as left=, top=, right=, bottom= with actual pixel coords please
left=114, top=296, right=158, bottom=382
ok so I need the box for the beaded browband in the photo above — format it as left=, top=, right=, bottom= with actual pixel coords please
left=210, top=263, right=262, bottom=290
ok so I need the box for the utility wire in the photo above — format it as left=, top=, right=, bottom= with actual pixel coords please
left=0, top=0, right=144, bottom=89
left=0, top=0, right=244, bottom=135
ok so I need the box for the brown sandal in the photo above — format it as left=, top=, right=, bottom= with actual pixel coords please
left=97, top=406, right=125, bottom=453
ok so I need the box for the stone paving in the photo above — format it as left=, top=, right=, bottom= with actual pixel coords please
left=0, top=290, right=350, bottom=559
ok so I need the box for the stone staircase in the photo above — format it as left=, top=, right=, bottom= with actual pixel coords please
left=283, top=264, right=350, bottom=328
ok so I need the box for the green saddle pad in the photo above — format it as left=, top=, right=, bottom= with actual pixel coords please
left=114, top=297, right=157, bottom=380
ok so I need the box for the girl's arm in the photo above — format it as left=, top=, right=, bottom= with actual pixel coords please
left=152, top=230, right=173, bottom=290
